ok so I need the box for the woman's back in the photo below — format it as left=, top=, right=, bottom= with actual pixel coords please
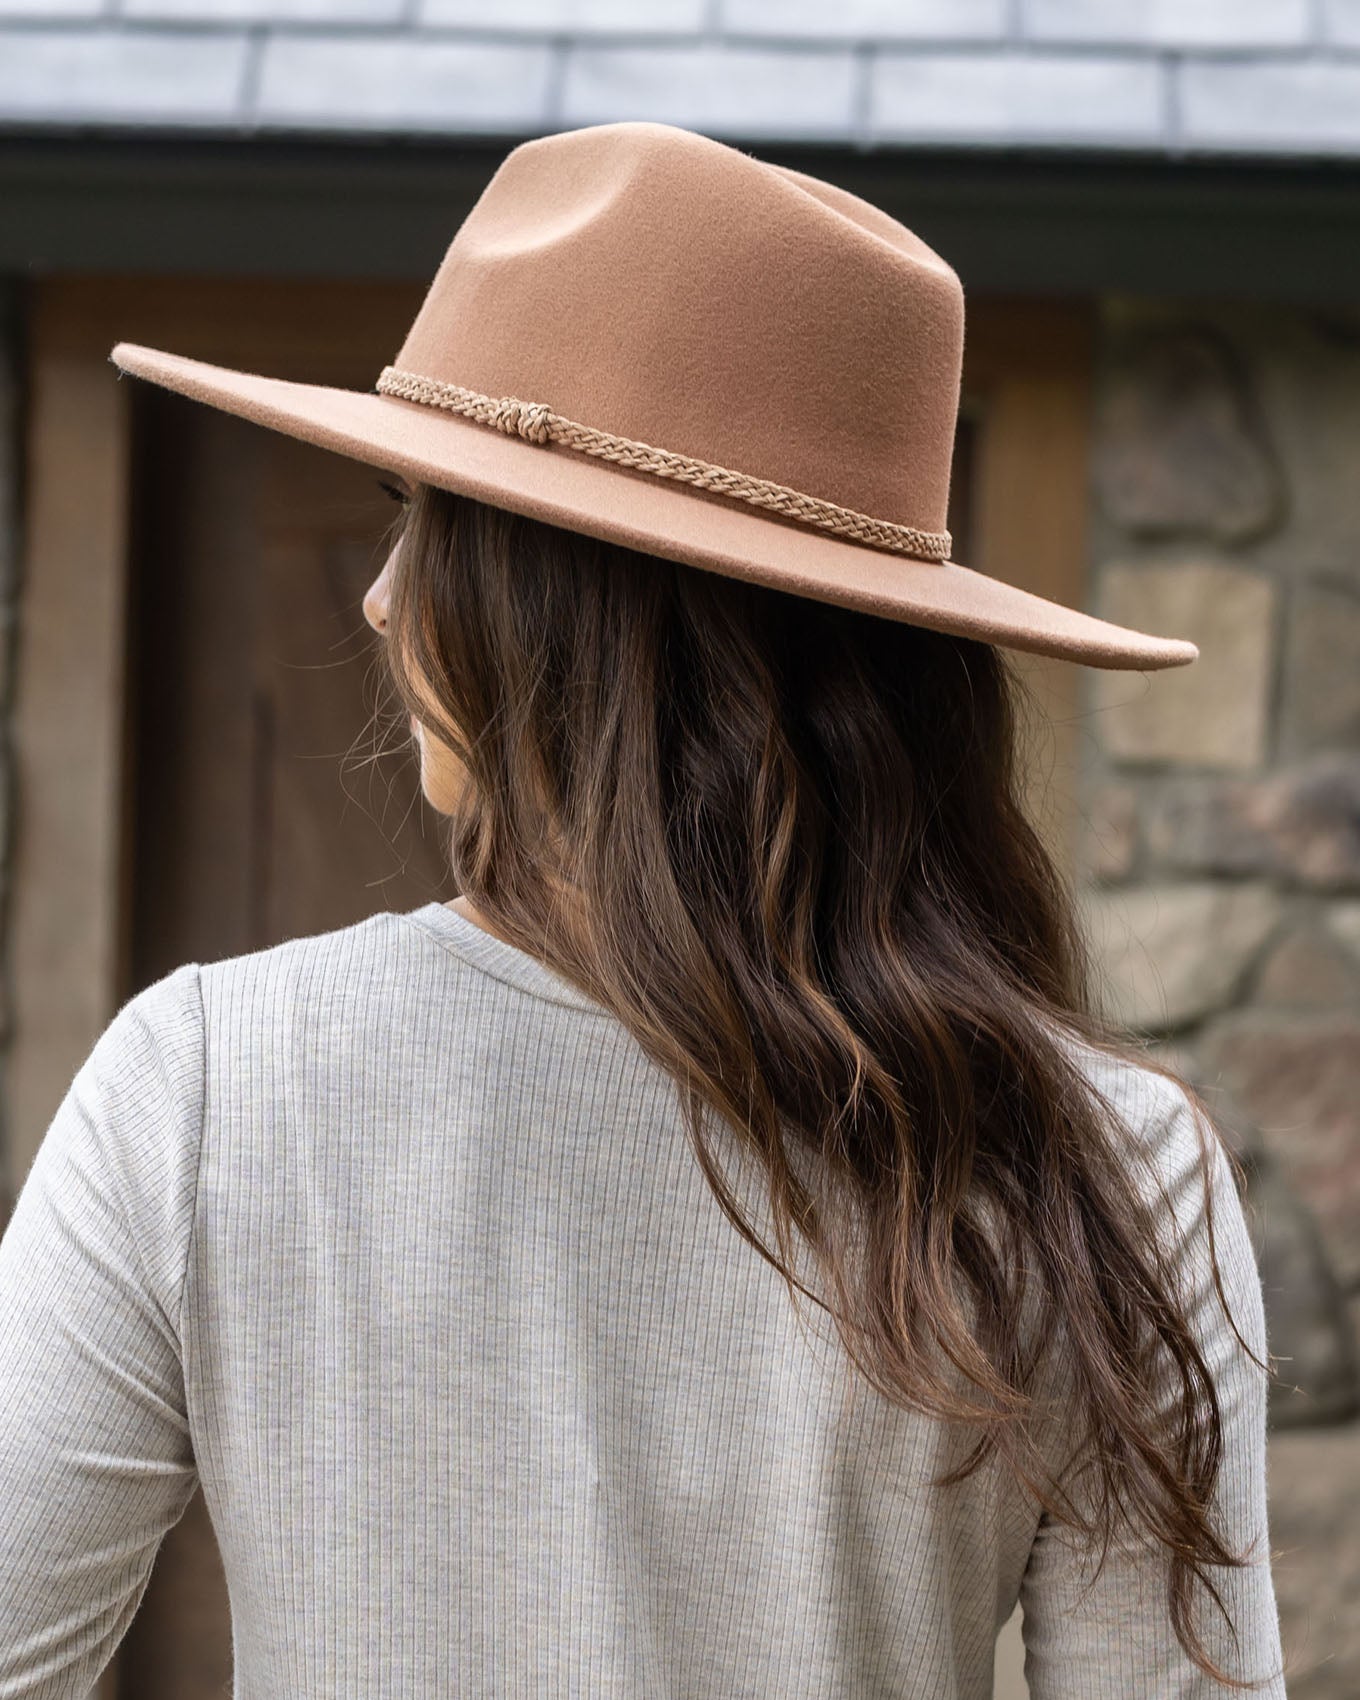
left=0, top=901, right=1283, bottom=1697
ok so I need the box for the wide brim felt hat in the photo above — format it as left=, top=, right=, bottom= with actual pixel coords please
left=110, top=121, right=1196, bottom=672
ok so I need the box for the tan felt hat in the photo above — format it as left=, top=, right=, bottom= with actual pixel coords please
left=110, top=120, right=1195, bottom=671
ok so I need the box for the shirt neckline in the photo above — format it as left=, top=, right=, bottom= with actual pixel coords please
left=400, top=900, right=614, bottom=1018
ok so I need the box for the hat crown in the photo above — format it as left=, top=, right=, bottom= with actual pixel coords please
left=392, top=122, right=964, bottom=535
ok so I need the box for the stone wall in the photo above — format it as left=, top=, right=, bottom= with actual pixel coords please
left=1078, top=297, right=1360, bottom=1697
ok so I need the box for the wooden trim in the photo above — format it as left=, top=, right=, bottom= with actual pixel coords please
left=9, top=290, right=134, bottom=1186
left=960, top=297, right=1097, bottom=887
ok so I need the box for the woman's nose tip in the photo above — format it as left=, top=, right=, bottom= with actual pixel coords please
left=363, top=586, right=388, bottom=632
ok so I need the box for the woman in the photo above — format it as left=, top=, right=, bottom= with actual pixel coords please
left=1, top=122, right=1284, bottom=1697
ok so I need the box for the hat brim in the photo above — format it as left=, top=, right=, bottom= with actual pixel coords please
left=109, top=342, right=1196, bottom=671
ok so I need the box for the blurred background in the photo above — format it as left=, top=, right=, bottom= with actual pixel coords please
left=0, top=3, right=1356, bottom=1696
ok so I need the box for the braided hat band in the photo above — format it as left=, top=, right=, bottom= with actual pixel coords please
left=375, top=365, right=953, bottom=564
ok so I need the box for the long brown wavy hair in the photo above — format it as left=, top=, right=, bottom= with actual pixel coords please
left=374, top=478, right=1276, bottom=1688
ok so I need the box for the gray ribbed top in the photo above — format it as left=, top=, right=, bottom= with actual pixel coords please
left=0, top=902, right=1286, bottom=1697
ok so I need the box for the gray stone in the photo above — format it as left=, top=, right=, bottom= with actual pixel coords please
left=1249, top=1156, right=1360, bottom=1429
left=1079, top=881, right=1282, bottom=1031
left=1082, top=782, right=1139, bottom=881
left=1251, top=924, right=1360, bottom=1009
left=1200, top=1014, right=1360, bottom=1290
left=1240, top=309, right=1360, bottom=590
left=868, top=48, right=1163, bottom=146
left=1024, top=0, right=1310, bottom=48
left=0, top=26, right=251, bottom=123
left=1181, top=55, right=1360, bottom=154
left=1091, top=560, right=1276, bottom=769
left=1266, top=1421, right=1360, bottom=1697
left=1145, top=754, right=1360, bottom=890
left=1327, top=900, right=1360, bottom=960
left=1092, top=327, right=1285, bottom=542
left=1281, top=580, right=1360, bottom=756
left=256, top=33, right=556, bottom=131
left=562, top=42, right=859, bottom=138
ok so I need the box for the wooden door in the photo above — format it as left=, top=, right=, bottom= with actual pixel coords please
left=16, top=278, right=1091, bottom=1700
left=123, top=387, right=453, bottom=989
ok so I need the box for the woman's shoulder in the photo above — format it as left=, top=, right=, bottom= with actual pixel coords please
left=1044, top=1015, right=1181, bottom=1111
left=180, top=906, right=450, bottom=1055
left=1047, top=1024, right=1224, bottom=1212
left=1026, top=1027, right=1268, bottom=1431
left=196, top=904, right=405, bottom=979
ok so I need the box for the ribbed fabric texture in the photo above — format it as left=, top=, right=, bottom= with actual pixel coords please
left=0, top=902, right=1286, bottom=1698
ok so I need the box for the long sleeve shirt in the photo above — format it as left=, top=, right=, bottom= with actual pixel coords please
left=0, top=900, right=1287, bottom=1697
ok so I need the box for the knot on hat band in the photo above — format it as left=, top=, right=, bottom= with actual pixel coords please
left=375, top=365, right=952, bottom=564
left=486, top=394, right=553, bottom=444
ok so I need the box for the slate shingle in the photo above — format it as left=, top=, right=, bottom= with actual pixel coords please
left=1322, top=0, right=1360, bottom=47
left=1022, top=0, right=1312, bottom=51
left=871, top=48, right=1165, bottom=147
left=0, top=0, right=108, bottom=15
left=560, top=41, right=859, bottom=139
left=718, top=0, right=1006, bottom=44
left=254, top=31, right=556, bottom=131
left=1179, top=56, right=1360, bottom=153
left=121, top=0, right=406, bottom=22
left=419, top=0, right=706, bottom=34
left=0, top=24, right=249, bottom=122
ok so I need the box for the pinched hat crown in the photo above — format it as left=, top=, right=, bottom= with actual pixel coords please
left=380, top=122, right=964, bottom=560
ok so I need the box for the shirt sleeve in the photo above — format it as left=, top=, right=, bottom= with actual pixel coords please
left=1018, top=1077, right=1288, bottom=1698
left=0, top=962, right=205, bottom=1700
